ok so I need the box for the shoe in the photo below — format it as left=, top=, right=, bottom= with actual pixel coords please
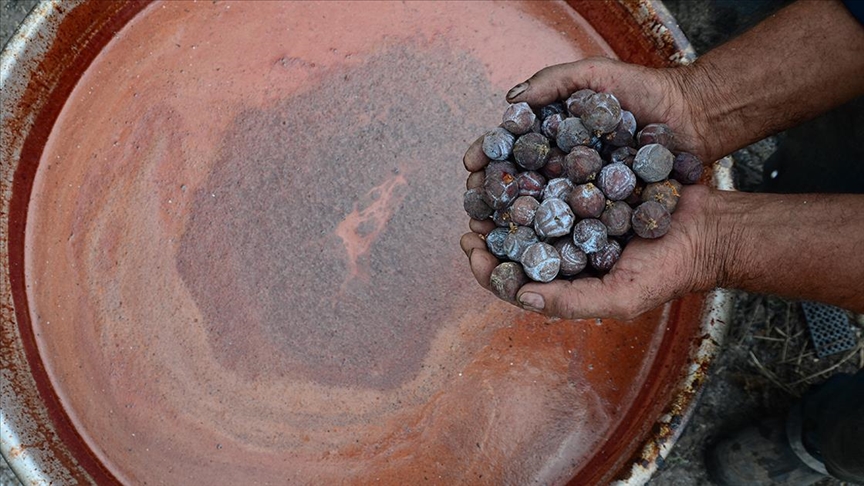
left=705, top=416, right=828, bottom=486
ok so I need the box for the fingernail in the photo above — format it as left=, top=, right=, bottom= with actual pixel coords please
left=506, top=82, right=529, bottom=101
left=518, top=292, right=545, bottom=312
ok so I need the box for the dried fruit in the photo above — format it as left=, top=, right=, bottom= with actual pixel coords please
left=490, top=262, right=528, bottom=302
left=631, top=201, right=671, bottom=239
left=517, top=171, right=546, bottom=198
left=502, top=102, right=536, bottom=135
left=590, top=240, right=622, bottom=272
left=485, top=227, right=509, bottom=258
left=564, top=146, right=603, bottom=183
left=633, top=144, right=674, bottom=183
left=483, top=170, right=519, bottom=209
left=596, top=163, right=637, bottom=201
left=610, top=146, right=637, bottom=167
left=468, top=88, right=697, bottom=284
left=540, top=148, right=567, bottom=179
left=556, top=117, right=592, bottom=152
left=513, top=132, right=551, bottom=170
left=566, top=89, right=596, bottom=117
left=492, top=207, right=512, bottom=227
left=642, top=180, right=682, bottom=213
left=581, top=93, right=622, bottom=134
left=534, top=198, right=575, bottom=238
left=554, top=239, right=588, bottom=276
left=510, top=196, right=540, bottom=226
left=539, top=102, right=567, bottom=120
left=482, top=127, right=516, bottom=161
left=541, top=113, right=564, bottom=139
left=504, top=225, right=540, bottom=261
left=572, top=218, right=608, bottom=254
left=521, top=242, right=561, bottom=283
left=464, top=188, right=493, bottom=220
left=637, top=123, right=675, bottom=150
left=541, top=177, right=575, bottom=201
left=567, top=182, right=606, bottom=219
left=600, top=200, right=633, bottom=236
left=604, top=110, right=636, bottom=147
left=672, top=152, right=704, bottom=184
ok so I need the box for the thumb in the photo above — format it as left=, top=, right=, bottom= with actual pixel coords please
left=516, top=277, right=639, bottom=320
left=506, top=57, right=620, bottom=107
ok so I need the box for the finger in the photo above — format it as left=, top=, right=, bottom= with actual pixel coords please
left=469, top=218, right=496, bottom=234
left=464, top=135, right=490, bottom=172
left=506, top=57, right=618, bottom=107
left=516, top=277, right=639, bottom=320
left=469, top=248, right=498, bottom=291
left=466, top=171, right=485, bottom=190
left=460, top=232, right=487, bottom=257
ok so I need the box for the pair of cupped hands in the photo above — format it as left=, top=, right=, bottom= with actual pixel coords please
left=461, top=57, right=723, bottom=321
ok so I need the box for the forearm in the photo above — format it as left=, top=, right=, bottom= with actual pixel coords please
left=703, top=190, right=864, bottom=312
left=673, top=0, right=864, bottom=161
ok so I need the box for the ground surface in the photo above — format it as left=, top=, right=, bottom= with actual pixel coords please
left=2, top=1, right=861, bottom=485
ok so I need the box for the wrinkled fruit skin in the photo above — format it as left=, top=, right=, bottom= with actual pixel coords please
left=642, top=180, right=682, bottom=214
left=534, top=198, right=575, bottom=238
left=464, top=188, right=494, bottom=220
left=540, top=148, right=567, bottom=179
left=517, top=171, right=546, bottom=198
left=597, top=163, right=637, bottom=201
left=572, top=218, right=608, bottom=254
left=510, top=196, right=540, bottom=226
left=486, top=227, right=509, bottom=258
left=567, top=182, right=606, bottom=219
left=633, top=144, right=674, bottom=183
left=521, top=242, right=561, bottom=283
left=490, top=262, right=529, bottom=303
left=482, top=127, right=516, bottom=161
left=492, top=207, right=512, bottom=227
left=502, top=102, right=536, bottom=135
left=541, top=113, right=564, bottom=139
left=554, top=239, right=588, bottom=276
left=542, top=177, right=575, bottom=201
left=632, top=201, right=672, bottom=239
left=590, top=239, right=622, bottom=272
left=483, top=170, right=519, bottom=209
left=672, top=152, right=704, bottom=184
left=556, top=117, right=592, bottom=152
left=566, top=89, right=595, bottom=117
left=611, top=146, right=637, bottom=167
left=564, top=146, right=603, bottom=183
left=504, top=225, right=540, bottom=261
left=637, top=123, right=675, bottom=150
left=539, top=102, right=566, bottom=120
left=581, top=92, right=622, bottom=133
left=513, top=132, right=551, bottom=171
left=600, top=200, right=633, bottom=236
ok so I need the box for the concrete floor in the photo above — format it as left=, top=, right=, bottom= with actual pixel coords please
left=2, top=1, right=859, bottom=485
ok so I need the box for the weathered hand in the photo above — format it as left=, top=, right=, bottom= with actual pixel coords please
left=461, top=185, right=721, bottom=320
left=501, top=57, right=713, bottom=161
left=460, top=57, right=722, bottom=320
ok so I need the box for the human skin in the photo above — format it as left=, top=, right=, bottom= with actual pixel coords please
left=461, top=0, right=864, bottom=319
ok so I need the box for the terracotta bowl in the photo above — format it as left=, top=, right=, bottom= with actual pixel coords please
left=1, top=1, right=733, bottom=484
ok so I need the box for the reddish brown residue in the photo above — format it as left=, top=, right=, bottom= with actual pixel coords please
left=11, top=1, right=703, bottom=485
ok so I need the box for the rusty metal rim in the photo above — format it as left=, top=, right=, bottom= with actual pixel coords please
left=0, top=1, right=732, bottom=485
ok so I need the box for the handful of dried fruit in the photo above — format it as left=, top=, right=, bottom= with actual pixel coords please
left=464, top=90, right=704, bottom=302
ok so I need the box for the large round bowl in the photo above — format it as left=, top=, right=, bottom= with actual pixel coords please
left=1, top=1, right=733, bottom=484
